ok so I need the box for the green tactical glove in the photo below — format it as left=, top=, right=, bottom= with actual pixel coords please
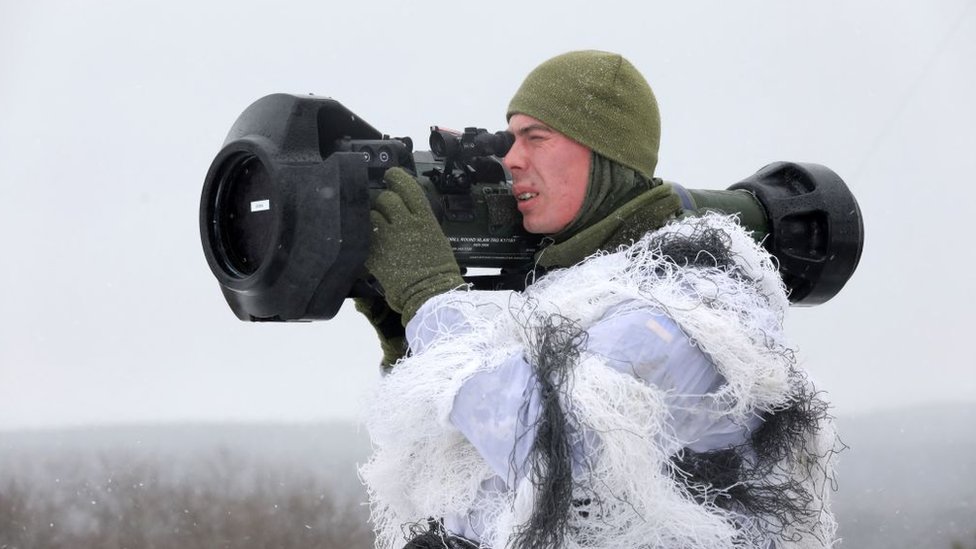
left=353, top=296, right=408, bottom=370
left=365, top=167, right=465, bottom=326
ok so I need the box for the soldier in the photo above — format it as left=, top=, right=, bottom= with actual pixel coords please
left=358, top=50, right=840, bottom=549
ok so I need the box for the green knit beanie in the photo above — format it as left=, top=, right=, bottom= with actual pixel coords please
left=507, top=50, right=661, bottom=180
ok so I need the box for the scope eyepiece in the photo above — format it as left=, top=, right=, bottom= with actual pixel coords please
left=430, top=126, right=513, bottom=160
left=470, top=129, right=514, bottom=158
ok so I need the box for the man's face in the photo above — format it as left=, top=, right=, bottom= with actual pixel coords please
left=503, top=114, right=591, bottom=234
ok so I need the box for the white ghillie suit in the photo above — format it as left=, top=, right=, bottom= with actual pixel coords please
left=360, top=214, right=841, bottom=549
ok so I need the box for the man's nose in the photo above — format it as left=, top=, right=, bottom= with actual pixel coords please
left=502, top=139, right=525, bottom=171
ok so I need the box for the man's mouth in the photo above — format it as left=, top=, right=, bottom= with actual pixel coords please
left=516, top=192, right=538, bottom=201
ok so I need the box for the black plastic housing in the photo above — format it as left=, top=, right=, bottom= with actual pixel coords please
left=729, top=162, right=864, bottom=305
left=200, top=95, right=377, bottom=320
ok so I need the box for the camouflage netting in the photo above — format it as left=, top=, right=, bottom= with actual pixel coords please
left=361, top=214, right=840, bottom=549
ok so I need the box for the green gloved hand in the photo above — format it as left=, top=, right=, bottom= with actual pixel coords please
left=353, top=296, right=408, bottom=371
left=365, top=167, right=465, bottom=326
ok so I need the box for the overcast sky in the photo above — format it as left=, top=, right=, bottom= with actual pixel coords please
left=1, top=0, right=974, bottom=431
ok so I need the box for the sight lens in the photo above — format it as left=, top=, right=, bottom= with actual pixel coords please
left=214, top=154, right=273, bottom=277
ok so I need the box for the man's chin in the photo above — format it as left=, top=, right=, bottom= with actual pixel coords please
left=521, top=219, right=565, bottom=235
left=520, top=217, right=545, bottom=234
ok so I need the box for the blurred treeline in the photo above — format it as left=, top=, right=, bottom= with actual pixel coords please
left=0, top=423, right=374, bottom=549
left=0, top=449, right=374, bottom=549
left=2, top=405, right=975, bottom=548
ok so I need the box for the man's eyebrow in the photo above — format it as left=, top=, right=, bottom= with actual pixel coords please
left=512, top=123, right=554, bottom=136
